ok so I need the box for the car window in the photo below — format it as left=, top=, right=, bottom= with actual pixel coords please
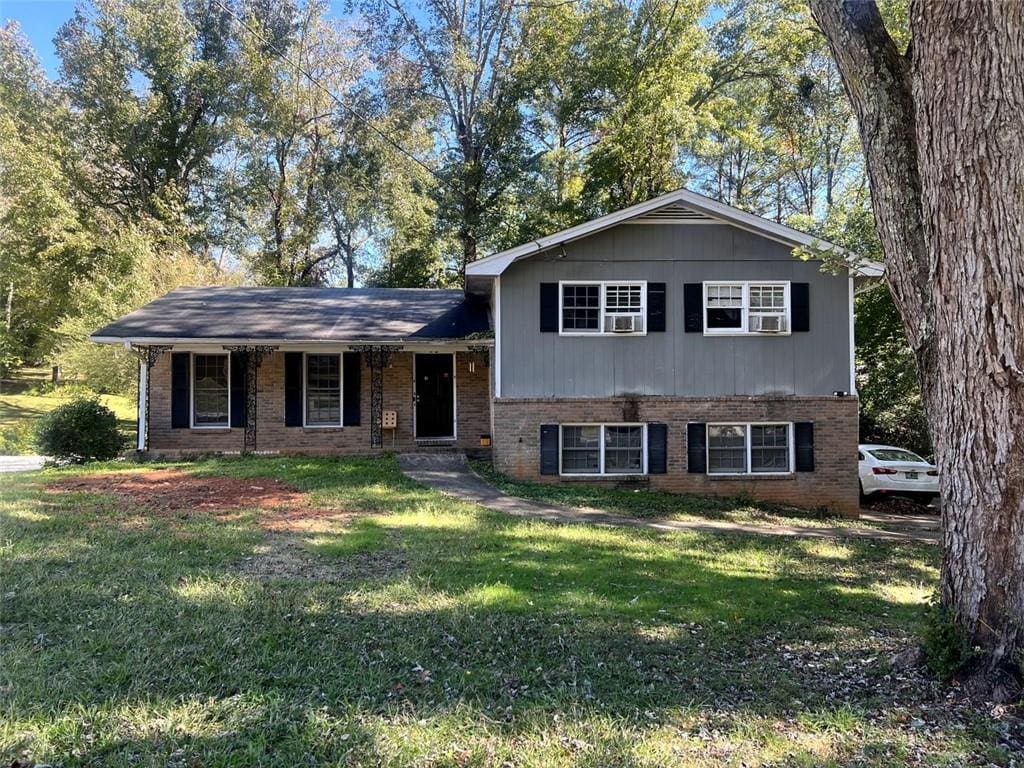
left=858, top=452, right=865, bottom=460
left=869, top=449, right=926, bottom=463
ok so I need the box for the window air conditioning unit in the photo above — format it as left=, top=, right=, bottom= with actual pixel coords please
left=751, top=314, right=786, bottom=333
left=606, top=314, right=642, bottom=333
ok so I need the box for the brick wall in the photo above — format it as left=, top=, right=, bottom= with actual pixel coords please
left=146, top=350, right=491, bottom=457
left=491, top=395, right=860, bottom=516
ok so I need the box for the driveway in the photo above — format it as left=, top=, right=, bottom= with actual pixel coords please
left=398, top=454, right=939, bottom=544
left=0, top=455, right=46, bottom=473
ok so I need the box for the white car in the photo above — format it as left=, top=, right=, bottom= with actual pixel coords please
left=858, top=444, right=939, bottom=501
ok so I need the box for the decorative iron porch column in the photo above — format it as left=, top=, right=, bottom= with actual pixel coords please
left=351, top=344, right=403, bottom=448
left=129, top=344, right=172, bottom=451
left=223, top=345, right=278, bottom=453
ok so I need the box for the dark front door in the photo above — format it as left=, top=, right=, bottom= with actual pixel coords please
left=415, top=354, right=455, bottom=439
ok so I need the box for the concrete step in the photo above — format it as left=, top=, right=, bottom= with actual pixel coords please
left=397, top=453, right=469, bottom=472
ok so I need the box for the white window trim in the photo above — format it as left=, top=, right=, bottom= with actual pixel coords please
left=303, top=352, right=344, bottom=428
left=706, top=422, right=794, bottom=476
left=190, top=352, right=231, bottom=429
left=702, top=280, right=792, bottom=336
left=559, top=423, right=648, bottom=477
left=558, top=280, right=648, bottom=336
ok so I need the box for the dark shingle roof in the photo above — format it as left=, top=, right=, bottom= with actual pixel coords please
left=92, top=287, right=490, bottom=342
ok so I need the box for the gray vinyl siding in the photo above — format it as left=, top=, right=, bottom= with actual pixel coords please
left=498, top=223, right=851, bottom=398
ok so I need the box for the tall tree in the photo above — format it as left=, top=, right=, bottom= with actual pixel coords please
left=0, top=22, right=84, bottom=368
left=363, top=0, right=530, bottom=275
left=810, top=0, right=1024, bottom=701
left=231, top=0, right=374, bottom=285
left=55, top=0, right=241, bottom=243
left=579, top=0, right=714, bottom=211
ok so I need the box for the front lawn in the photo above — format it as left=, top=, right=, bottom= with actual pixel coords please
left=1, top=456, right=1015, bottom=766
left=472, top=460, right=876, bottom=529
left=0, top=388, right=136, bottom=454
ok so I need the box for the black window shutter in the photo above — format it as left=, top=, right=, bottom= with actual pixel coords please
left=540, top=283, right=559, bottom=333
left=683, top=283, right=703, bottom=332
left=795, top=421, right=815, bottom=472
left=791, top=283, right=810, bottom=332
left=687, top=422, right=707, bottom=473
left=284, top=352, right=303, bottom=427
left=540, top=424, right=559, bottom=475
left=648, top=423, right=668, bottom=474
left=171, top=352, right=190, bottom=429
left=342, top=351, right=361, bottom=426
left=230, top=352, right=247, bottom=428
left=647, top=282, right=666, bottom=332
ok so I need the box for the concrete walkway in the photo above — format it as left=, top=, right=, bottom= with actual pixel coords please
left=398, top=454, right=939, bottom=544
left=0, top=455, right=46, bottom=473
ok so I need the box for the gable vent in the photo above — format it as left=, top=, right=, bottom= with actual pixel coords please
left=632, top=202, right=716, bottom=223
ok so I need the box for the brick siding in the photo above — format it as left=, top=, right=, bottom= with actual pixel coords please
left=146, top=350, right=491, bottom=457
left=491, top=395, right=860, bottom=517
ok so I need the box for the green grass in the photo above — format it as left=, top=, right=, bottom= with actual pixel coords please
left=1, top=456, right=1012, bottom=767
left=472, top=460, right=876, bottom=529
left=0, top=389, right=136, bottom=454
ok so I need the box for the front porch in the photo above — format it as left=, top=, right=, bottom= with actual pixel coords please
left=133, top=344, right=493, bottom=458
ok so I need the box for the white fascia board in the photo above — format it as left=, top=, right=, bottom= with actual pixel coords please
left=465, top=187, right=884, bottom=278
left=465, top=189, right=696, bottom=275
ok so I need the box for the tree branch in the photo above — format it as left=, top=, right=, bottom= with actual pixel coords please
left=808, top=0, right=932, bottom=349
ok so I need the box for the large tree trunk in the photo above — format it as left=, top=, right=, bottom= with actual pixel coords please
left=810, top=0, right=1024, bottom=702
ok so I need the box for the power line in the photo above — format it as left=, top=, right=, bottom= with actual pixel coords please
left=209, top=0, right=449, bottom=189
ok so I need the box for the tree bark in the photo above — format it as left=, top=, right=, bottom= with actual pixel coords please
left=810, top=0, right=1024, bottom=702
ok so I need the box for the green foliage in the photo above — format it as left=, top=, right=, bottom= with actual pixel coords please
left=34, top=397, right=125, bottom=462
left=856, top=283, right=931, bottom=456
left=922, top=592, right=975, bottom=680
left=3, top=0, right=924, bottom=442
left=0, top=419, right=34, bottom=454
left=793, top=188, right=930, bottom=456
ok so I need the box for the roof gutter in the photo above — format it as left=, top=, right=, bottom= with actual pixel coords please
left=90, top=336, right=494, bottom=346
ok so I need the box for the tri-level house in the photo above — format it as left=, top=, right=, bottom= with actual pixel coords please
left=93, top=189, right=879, bottom=515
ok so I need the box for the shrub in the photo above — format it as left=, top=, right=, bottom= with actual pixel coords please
left=35, top=397, right=125, bottom=463
left=921, top=591, right=975, bottom=680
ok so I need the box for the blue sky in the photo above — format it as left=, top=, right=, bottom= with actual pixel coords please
left=2, top=0, right=76, bottom=76
left=1, top=0, right=351, bottom=78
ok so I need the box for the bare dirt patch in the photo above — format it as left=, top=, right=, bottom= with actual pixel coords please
left=45, top=469, right=357, bottom=531
left=237, top=535, right=408, bottom=581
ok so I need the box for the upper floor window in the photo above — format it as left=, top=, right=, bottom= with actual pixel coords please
left=305, top=353, right=342, bottom=427
left=704, top=281, right=790, bottom=335
left=560, top=281, right=646, bottom=335
left=192, top=353, right=229, bottom=428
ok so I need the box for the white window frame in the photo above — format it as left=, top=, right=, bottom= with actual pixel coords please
left=703, top=280, right=791, bottom=336
left=559, top=423, right=648, bottom=476
left=190, top=352, right=231, bottom=429
left=303, top=352, right=344, bottom=428
left=706, top=422, right=794, bottom=476
left=558, top=280, right=648, bottom=336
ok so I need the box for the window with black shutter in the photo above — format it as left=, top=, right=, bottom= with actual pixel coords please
left=686, top=422, right=707, bottom=473
left=540, top=424, right=559, bottom=474
left=171, top=352, right=190, bottom=429
left=342, top=351, right=361, bottom=426
left=648, top=423, right=667, bottom=474
left=795, top=422, right=815, bottom=471
left=647, top=283, right=666, bottom=332
left=283, top=352, right=303, bottom=427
